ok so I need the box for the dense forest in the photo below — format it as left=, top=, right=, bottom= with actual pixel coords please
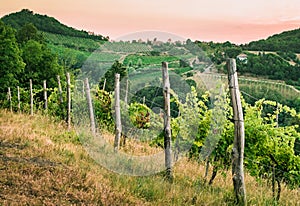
left=0, top=20, right=63, bottom=99
left=243, top=28, right=300, bottom=53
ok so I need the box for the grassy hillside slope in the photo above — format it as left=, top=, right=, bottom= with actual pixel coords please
left=0, top=111, right=143, bottom=205
left=0, top=110, right=299, bottom=205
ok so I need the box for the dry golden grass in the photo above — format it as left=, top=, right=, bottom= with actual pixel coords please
left=102, top=131, right=163, bottom=156
left=0, top=110, right=145, bottom=205
left=0, top=110, right=299, bottom=205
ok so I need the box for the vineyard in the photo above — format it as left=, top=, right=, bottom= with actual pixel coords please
left=1, top=59, right=300, bottom=205
left=192, top=73, right=300, bottom=108
left=1, top=12, right=300, bottom=204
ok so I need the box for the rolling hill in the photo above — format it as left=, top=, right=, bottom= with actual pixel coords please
left=1, top=9, right=108, bottom=41
left=244, top=27, right=300, bottom=53
left=1, top=9, right=109, bottom=69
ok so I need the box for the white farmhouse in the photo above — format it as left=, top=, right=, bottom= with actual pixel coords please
left=237, top=53, right=248, bottom=63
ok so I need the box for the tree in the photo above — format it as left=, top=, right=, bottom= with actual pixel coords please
left=99, top=61, right=127, bottom=92
left=16, top=23, right=44, bottom=44
left=0, top=21, right=25, bottom=100
left=224, top=47, right=242, bottom=58
left=20, top=39, right=62, bottom=89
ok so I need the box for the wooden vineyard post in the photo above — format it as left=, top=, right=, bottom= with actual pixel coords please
left=162, top=62, right=173, bottom=181
left=30, top=79, right=33, bottom=116
left=43, top=80, right=48, bottom=110
left=124, top=78, right=129, bottom=104
left=227, top=59, right=246, bottom=205
left=102, top=78, right=106, bottom=91
left=57, top=75, right=63, bottom=103
left=84, top=78, right=96, bottom=135
left=8, top=87, right=12, bottom=112
left=114, top=73, right=122, bottom=152
left=66, top=73, right=71, bottom=129
left=17, top=86, right=20, bottom=113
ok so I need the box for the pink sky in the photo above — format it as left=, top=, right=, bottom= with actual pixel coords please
left=1, top=0, right=300, bottom=44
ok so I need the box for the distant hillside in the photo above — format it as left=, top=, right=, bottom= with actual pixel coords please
left=244, top=28, right=300, bottom=53
left=1, top=9, right=108, bottom=41
left=1, top=9, right=109, bottom=69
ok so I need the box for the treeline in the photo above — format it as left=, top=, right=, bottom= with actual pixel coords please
left=0, top=20, right=63, bottom=100
left=237, top=53, right=300, bottom=86
left=195, top=40, right=300, bottom=87
left=243, top=28, right=300, bottom=53
left=2, top=9, right=109, bottom=41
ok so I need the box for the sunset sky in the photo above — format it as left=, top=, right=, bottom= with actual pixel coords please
left=1, top=0, right=300, bottom=44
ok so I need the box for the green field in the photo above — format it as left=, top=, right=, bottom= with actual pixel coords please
left=45, top=32, right=102, bottom=52
left=123, top=54, right=179, bottom=66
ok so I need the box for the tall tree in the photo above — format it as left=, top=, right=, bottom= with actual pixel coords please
left=99, top=61, right=127, bottom=92
left=16, top=23, right=62, bottom=89
left=0, top=20, right=25, bottom=100
left=20, top=39, right=62, bottom=88
left=16, top=23, right=44, bottom=44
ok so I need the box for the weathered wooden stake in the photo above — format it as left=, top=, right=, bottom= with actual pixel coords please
left=66, top=73, right=71, bottom=129
left=57, top=75, right=63, bottom=103
left=102, top=78, right=106, bottom=91
left=124, top=78, right=129, bottom=104
left=43, top=80, right=48, bottom=110
left=17, top=86, right=20, bottom=113
left=142, top=96, right=146, bottom=105
left=8, top=87, right=12, bottom=112
left=84, top=78, right=96, bottom=135
left=30, top=79, right=33, bottom=116
left=227, top=58, right=246, bottom=205
left=114, top=73, right=122, bottom=151
left=162, top=62, right=173, bottom=181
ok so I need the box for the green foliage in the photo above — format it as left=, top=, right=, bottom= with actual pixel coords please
left=174, top=67, right=193, bottom=75
left=210, top=50, right=226, bottom=65
left=185, top=79, right=196, bottom=88
left=276, top=51, right=297, bottom=62
left=237, top=53, right=300, bottom=86
left=0, top=20, right=25, bottom=100
left=93, top=89, right=114, bottom=130
left=47, top=44, right=89, bottom=70
left=100, top=41, right=151, bottom=53
left=2, top=9, right=108, bottom=41
left=174, top=88, right=211, bottom=158
left=123, top=54, right=178, bottom=68
left=224, top=47, right=242, bottom=58
left=128, top=103, right=151, bottom=129
left=45, top=32, right=102, bottom=52
left=16, top=23, right=44, bottom=44
left=20, top=39, right=63, bottom=89
left=47, top=87, right=67, bottom=120
left=244, top=28, right=300, bottom=53
left=99, top=61, right=127, bottom=92
left=244, top=100, right=300, bottom=191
